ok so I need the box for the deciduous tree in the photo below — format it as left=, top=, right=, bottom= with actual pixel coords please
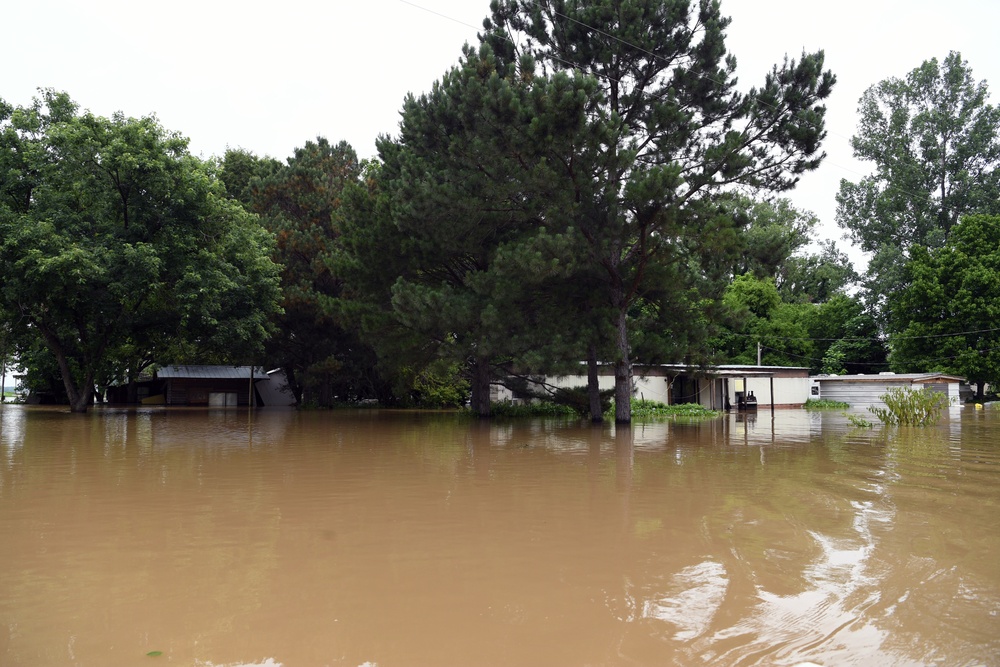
left=837, top=51, right=1000, bottom=308
left=0, top=91, right=282, bottom=412
left=889, top=214, right=1000, bottom=400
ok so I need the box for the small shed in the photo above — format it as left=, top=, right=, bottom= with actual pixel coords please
left=812, top=372, right=965, bottom=408
left=155, top=365, right=267, bottom=407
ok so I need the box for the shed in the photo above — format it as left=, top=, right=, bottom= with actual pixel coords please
left=155, top=365, right=267, bottom=407
left=812, top=373, right=965, bottom=408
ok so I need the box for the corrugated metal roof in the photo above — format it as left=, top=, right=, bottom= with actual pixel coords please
left=814, top=373, right=965, bottom=383
left=156, top=365, right=269, bottom=380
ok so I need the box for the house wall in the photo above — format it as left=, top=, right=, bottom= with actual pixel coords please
left=497, top=369, right=811, bottom=410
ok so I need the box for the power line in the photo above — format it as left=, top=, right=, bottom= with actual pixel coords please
left=726, top=326, right=1000, bottom=343
left=759, top=342, right=1000, bottom=368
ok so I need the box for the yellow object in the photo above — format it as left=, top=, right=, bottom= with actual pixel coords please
left=975, top=403, right=983, bottom=410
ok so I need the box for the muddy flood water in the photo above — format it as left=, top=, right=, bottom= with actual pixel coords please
left=1, top=405, right=999, bottom=667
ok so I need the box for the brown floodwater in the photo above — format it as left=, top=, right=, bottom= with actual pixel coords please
left=1, top=405, right=998, bottom=667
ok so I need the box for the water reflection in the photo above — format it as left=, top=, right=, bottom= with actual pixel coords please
left=1, top=405, right=998, bottom=666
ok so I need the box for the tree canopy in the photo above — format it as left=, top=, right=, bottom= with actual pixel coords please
left=242, top=138, right=383, bottom=407
left=349, top=43, right=599, bottom=417
left=479, top=0, right=835, bottom=421
left=0, top=90, right=282, bottom=412
left=889, top=214, right=1000, bottom=399
left=837, top=51, right=1000, bottom=307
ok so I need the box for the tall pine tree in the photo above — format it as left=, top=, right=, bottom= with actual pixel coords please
left=482, top=0, right=835, bottom=421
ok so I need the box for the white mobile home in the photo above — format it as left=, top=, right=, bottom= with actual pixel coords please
left=496, top=364, right=812, bottom=411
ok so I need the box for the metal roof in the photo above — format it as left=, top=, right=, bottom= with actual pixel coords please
left=813, top=373, right=965, bottom=383
left=155, top=365, right=269, bottom=380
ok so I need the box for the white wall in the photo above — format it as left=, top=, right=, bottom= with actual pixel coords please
left=496, top=372, right=812, bottom=409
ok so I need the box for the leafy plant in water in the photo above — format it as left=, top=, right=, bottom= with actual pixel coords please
left=606, top=399, right=720, bottom=421
left=805, top=398, right=850, bottom=410
left=844, top=412, right=874, bottom=428
left=868, top=387, right=948, bottom=426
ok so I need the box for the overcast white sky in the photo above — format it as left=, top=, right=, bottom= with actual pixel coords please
left=4, top=0, right=999, bottom=267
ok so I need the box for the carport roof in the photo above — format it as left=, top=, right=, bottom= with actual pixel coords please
left=155, top=365, right=268, bottom=380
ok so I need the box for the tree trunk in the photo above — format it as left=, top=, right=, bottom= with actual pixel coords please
left=126, top=375, right=139, bottom=404
left=318, top=372, right=333, bottom=408
left=976, top=380, right=985, bottom=402
left=587, top=343, right=603, bottom=423
left=469, top=356, right=492, bottom=418
left=284, top=364, right=303, bottom=406
left=41, top=329, right=93, bottom=413
left=612, top=302, right=632, bottom=424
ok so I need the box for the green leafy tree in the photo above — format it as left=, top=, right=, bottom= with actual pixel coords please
left=805, top=293, right=887, bottom=375
left=713, top=274, right=812, bottom=366
left=0, top=91, right=282, bottom=412
left=889, top=214, right=1000, bottom=400
left=482, top=0, right=835, bottom=421
left=714, top=277, right=886, bottom=373
left=778, top=240, right=857, bottom=304
left=218, top=148, right=281, bottom=206
left=837, top=51, right=1000, bottom=308
left=726, top=196, right=816, bottom=280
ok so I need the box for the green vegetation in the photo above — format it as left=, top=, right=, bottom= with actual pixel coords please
left=4, top=13, right=999, bottom=416
left=889, top=215, right=1000, bottom=401
left=483, top=401, right=579, bottom=419
left=805, top=399, right=850, bottom=410
left=845, top=413, right=874, bottom=429
left=0, top=91, right=282, bottom=412
left=608, top=399, right=721, bottom=421
left=868, top=387, right=949, bottom=426
left=838, top=51, right=1000, bottom=319
left=479, top=1, right=833, bottom=423
left=479, top=398, right=720, bottom=421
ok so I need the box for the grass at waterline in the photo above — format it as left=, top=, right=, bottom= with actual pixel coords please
left=485, top=400, right=580, bottom=418
left=804, top=398, right=850, bottom=410
left=607, top=399, right=721, bottom=421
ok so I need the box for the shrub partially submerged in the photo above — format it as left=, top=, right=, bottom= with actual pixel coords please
left=868, top=387, right=948, bottom=426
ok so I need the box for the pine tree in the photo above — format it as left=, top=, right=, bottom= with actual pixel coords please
left=482, top=0, right=835, bottom=421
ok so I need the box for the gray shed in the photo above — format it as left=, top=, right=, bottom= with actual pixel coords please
left=812, top=372, right=965, bottom=408
left=155, top=365, right=267, bottom=406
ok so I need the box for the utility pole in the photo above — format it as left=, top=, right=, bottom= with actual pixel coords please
left=757, top=341, right=762, bottom=366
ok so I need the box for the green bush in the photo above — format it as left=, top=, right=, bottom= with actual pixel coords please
left=868, top=387, right=948, bottom=426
